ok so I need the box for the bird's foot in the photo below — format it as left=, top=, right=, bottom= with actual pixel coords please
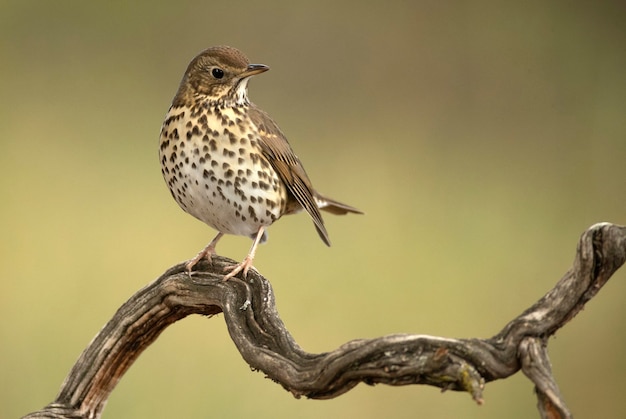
left=185, top=245, right=216, bottom=276
left=222, top=256, right=256, bottom=281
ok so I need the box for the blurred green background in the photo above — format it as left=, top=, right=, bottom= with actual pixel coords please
left=2, top=1, right=625, bottom=418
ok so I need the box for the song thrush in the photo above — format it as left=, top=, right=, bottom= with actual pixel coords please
left=159, top=46, right=362, bottom=280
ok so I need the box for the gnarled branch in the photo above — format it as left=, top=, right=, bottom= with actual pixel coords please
left=22, top=222, right=626, bottom=419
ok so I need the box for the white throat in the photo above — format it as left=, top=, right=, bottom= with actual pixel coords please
left=235, top=78, right=251, bottom=105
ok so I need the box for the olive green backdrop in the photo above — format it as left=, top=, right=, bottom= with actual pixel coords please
left=2, top=1, right=625, bottom=418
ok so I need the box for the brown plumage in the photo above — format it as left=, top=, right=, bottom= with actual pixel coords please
left=159, top=46, right=362, bottom=280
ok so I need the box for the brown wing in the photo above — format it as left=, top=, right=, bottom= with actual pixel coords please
left=247, top=106, right=331, bottom=246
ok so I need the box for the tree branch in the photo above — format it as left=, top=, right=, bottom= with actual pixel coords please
left=22, top=222, right=626, bottom=419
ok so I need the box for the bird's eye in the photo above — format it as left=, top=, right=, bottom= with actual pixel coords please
left=211, top=68, right=224, bottom=79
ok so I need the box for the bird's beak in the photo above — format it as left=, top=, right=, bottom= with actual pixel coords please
left=242, top=64, right=269, bottom=77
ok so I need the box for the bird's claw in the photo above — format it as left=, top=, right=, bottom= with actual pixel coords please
left=222, top=256, right=255, bottom=281
left=185, top=248, right=215, bottom=277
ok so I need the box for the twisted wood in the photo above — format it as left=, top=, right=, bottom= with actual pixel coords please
left=22, top=223, right=626, bottom=419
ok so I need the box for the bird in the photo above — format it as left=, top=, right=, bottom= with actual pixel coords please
left=159, top=46, right=362, bottom=280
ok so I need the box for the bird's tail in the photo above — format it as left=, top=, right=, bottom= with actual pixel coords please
left=315, top=193, right=364, bottom=216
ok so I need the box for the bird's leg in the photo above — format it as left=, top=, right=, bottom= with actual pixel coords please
left=223, top=226, right=265, bottom=281
left=186, top=232, right=225, bottom=274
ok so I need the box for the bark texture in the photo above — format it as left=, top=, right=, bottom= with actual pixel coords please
left=22, top=222, right=626, bottom=419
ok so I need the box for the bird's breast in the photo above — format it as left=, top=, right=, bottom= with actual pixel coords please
left=159, top=104, right=287, bottom=237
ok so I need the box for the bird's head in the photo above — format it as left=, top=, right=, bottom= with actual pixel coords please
left=173, top=46, right=269, bottom=106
